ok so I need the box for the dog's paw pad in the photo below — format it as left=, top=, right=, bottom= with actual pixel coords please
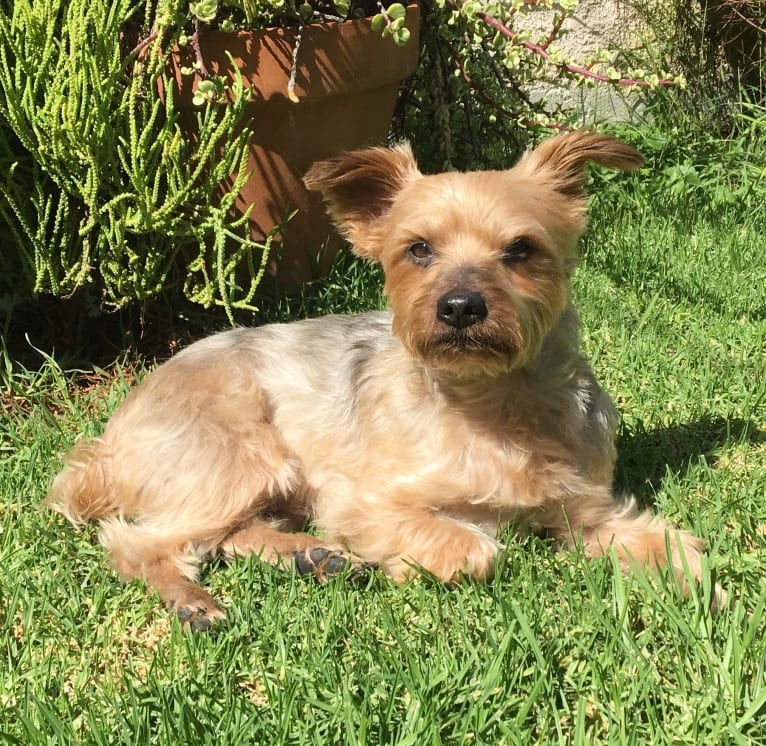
left=174, top=605, right=195, bottom=622
left=169, top=600, right=226, bottom=631
left=294, top=547, right=369, bottom=583
left=190, top=615, right=217, bottom=632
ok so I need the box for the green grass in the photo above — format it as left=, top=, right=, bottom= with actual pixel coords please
left=2, top=129, right=766, bottom=744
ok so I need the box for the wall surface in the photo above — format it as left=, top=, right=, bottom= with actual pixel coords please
left=518, top=0, right=649, bottom=123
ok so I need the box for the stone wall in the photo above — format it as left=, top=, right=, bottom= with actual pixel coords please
left=519, top=0, right=651, bottom=123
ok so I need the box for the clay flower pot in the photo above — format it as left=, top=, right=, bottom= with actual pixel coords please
left=167, top=6, right=420, bottom=288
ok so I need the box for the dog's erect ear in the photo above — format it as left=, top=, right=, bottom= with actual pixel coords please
left=303, top=143, right=421, bottom=259
left=515, top=130, right=643, bottom=197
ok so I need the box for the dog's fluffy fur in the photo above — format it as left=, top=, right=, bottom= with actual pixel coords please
left=48, top=131, right=712, bottom=627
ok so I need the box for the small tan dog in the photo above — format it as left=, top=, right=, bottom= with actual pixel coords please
left=49, top=131, right=711, bottom=629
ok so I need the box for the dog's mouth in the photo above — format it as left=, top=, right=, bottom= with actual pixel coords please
left=436, top=328, right=499, bottom=350
left=420, top=328, right=518, bottom=366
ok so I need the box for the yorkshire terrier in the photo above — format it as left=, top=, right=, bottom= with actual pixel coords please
left=48, top=131, right=714, bottom=628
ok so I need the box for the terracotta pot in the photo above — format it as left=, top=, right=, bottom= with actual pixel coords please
left=167, top=7, right=420, bottom=288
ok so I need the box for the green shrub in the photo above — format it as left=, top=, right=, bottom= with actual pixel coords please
left=0, top=0, right=267, bottom=319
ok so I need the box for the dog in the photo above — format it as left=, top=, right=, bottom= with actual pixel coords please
left=48, top=131, right=714, bottom=629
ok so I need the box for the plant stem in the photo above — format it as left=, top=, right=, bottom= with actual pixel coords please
left=478, top=11, right=676, bottom=87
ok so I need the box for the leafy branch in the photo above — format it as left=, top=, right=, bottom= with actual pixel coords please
left=402, top=0, right=685, bottom=170
left=477, top=9, right=678, bottom=88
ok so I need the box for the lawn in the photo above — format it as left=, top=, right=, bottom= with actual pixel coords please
left=1, top=125, right=765, bottom=744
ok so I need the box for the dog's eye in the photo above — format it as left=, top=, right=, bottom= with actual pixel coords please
left=407, top=241, right=433, bottom=266
left=501, top=237, right=536, bottom=264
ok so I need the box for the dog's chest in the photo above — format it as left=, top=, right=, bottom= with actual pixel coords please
left=245, top=312, right=600, bottom=509
left=347, top=375, right=577, bottom=510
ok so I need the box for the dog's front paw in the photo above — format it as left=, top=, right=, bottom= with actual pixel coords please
left=383, top=530, right=500, bottom=584
left=574, top=506, right=726, bottom=613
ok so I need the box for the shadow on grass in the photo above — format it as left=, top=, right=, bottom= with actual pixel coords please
left=2, top=252, right=383, bottom=372
left=613, top=414, right=765, bottom=505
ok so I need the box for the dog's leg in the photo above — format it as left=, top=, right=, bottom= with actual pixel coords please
left=319, top=498, right=500, bottom=583
left=582, top=502, right=705, bottom=583
left=220, top=521, right=360, bottom=582
left=143, top=561, right=225, bottom=631
left=63, top=355, right=318, bottom=626
left=541, top=491, right=715, bottom=604
left=381, top=517, right=500, bottom=583
left=99, top=519, right=225, bottom=630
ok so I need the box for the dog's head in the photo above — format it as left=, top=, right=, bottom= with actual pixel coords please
left=304, top=131, right=642, bottom=375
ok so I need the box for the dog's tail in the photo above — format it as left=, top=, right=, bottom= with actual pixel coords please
left=46, top=438, right=120, bottom=524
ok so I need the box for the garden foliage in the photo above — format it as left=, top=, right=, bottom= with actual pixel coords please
left=0, top=0, right=747, bottom=315
left=0, top=0, right=267, bottom=317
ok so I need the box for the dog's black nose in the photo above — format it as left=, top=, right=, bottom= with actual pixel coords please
left=436, top=290, right=488, bottom=329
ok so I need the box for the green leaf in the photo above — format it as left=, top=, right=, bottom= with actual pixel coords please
left=386, top=3, right=407, bottom=20
left=189, top=0, right=218, bottom=24
left=394, top=27, right=411, bottom=45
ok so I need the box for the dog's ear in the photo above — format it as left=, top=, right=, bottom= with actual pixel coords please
left=515, top=130, right=643, bottom=197
left=303, top=143, right=421, bottom=259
